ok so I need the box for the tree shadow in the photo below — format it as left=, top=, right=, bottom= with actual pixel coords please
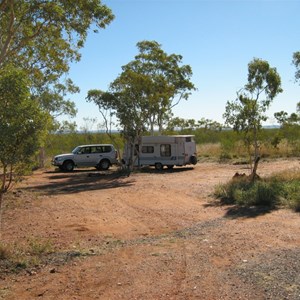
left=223, top=205, right=277, bottom=219
left=204, top=200, right=277, bottom=219
left=137, top=166, right=195, bottom=174
left=22, top=170, right=135, bottom=196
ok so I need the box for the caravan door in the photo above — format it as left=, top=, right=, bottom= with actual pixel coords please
left=183, top=136, right=196, bottom=164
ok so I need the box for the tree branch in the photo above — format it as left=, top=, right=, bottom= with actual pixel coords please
left=0, top=0, right=8, bottom=12
left=0, top=0, right=15, bottom=65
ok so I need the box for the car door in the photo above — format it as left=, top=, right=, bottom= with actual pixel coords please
left=89, top=146, right=104, bottom=166
left=74, top=146, right=92, bottom=167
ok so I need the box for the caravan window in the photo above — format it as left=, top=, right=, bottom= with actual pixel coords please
left=160, top=144, right=171, bottom=157
left=142, top=146, right=154, bottom=153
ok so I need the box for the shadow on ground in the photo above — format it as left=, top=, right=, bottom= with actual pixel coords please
left=22, top=169, right=135, bottom=196
left=223, top=205, right=277, bottom=219
left=138, top=166, right=195, bottom=174
left=204, top=200, right=277, bottom=219
left=22, top=166, right=195, bottom=196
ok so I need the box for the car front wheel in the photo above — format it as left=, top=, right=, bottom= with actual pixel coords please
left=63, top=160, right=74, bottom=172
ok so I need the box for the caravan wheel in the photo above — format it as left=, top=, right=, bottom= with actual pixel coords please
left=190, top=155, right=198, bottom=165
left=155, top=163, right=163, bottom=171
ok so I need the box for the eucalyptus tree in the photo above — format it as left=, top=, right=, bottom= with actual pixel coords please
left=0, top=68, right=50, bottom=217
left=87, top=40, right=195, bottom=168
left=293, top=51, right=300, bottom=82
left=87, top=69, right=152, bottom=167
left=0, top=0, right=114, bottom=117
left=274, top=102, right=300, bottom=126
left=224, top=58, right=282, bottom=179
left=273, top=53, right=300, bottom=140
left=290, top=52, right=300, bottom=125
left=124, top=41, right=196, bottom=133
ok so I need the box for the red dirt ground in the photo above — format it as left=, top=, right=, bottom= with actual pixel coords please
left=0, top=159, right=299, bottom=299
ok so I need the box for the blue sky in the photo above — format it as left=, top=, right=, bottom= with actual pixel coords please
left=66, top=0, right=300, bottom=130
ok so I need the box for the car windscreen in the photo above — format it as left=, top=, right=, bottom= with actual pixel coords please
left=72, top=146, right=81, bottom=154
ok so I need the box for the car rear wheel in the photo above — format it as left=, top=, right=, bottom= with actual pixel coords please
left=98, top=159, right=110, bottom=171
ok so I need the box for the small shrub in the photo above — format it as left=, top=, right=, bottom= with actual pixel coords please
left=253, top=180, right=283, bottom=207
left=219, top=152, right=232, bottom=161
left=0, top=243, right=11, bottom=260
left=214, top=168, right=300, bottom=211
left=214, top=177, right=253, bottom=204
left=27, top=238, right=53, bottom=256
left=281, top=180, right=300, bottom=211
left=198, top=143, right=221, bottom=158
left=215, top=177, right=283, bottom=208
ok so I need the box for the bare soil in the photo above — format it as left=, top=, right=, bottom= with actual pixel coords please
left=0, top=159, right=300, bottom=299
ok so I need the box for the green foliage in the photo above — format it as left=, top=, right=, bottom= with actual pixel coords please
left=87, top=40, right=195, bottom=169
left=0, top=0, right=114, bottom=119
left=87, top=40, right=195, bottom=140
left=0, top=68, right=50, bottom=200
left=0, top=1, right=114, bottom=74
left=44, top=126, right=299, bottom=165
left=0, top=69, right=50, bottom=163
left=224, top=58, right=283, bottom=176
left=129, top=41, right=196, bottom=133
left=292, top=51, right=300, bottom=82
left=0, top=238, right=54, bottom=273
left=165, top=117, right=223, bottom=132
left=282, top=181, right=300, bottom=211
left=214, top=169, right=300, bottom=211
left=46, top=132, right=123, bottom=160
left=27, top=237, right=54, bottom=257
left=274, top=102, right=300, bottom=126
left=215, top=178, right=282, bottom=207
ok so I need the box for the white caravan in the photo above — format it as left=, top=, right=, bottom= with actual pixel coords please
left=122, top=135, right=198, bottom=170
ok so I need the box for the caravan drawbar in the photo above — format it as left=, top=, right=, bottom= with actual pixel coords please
left=122, top=135, right=198, bottom=170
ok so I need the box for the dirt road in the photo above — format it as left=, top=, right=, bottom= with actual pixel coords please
left=1, top=159, right=299, bottom=299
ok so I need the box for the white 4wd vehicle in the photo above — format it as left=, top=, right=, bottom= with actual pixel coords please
left=52, top=144, right=118, bottom=171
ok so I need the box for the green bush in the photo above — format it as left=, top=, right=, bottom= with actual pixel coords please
left=281, top=180, right=300, bottom=211
left=27, top=238, right=53, bottom=256
left=214, top=170, right=300, bottom=211
left=0, top=238, right=55, bottom=273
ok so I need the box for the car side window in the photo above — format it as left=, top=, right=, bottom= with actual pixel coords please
left=91, top=146, right=99, bottom=153
left=102, top=146, right=112, bottom=153
left=81, top=147, right=91, bottom=154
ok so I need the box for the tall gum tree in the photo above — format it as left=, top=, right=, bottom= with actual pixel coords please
left=274, top=53, right=300, bottom=129
left=124, top=41, right=196, bottom=133
left=293, top=51, right=300, bottom=82
left=0, top=0, right=114, bottom=117
left=291, top=52, right=300, bottom=124
left=224, top=58, right=283, bottom=179
left=87, top=40, right=195, bottom=169
left=0, top=68, right=50, bottom=232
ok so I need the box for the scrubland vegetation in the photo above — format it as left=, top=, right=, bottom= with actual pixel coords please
left=45, top=126, right=300, bottom=163
left=214, top=169, right=300, bottom=212
left=43, top=126, right=300, bottom=213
